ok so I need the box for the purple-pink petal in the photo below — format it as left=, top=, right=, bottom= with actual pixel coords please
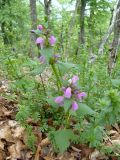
left=64, top=87, right=72, bottom=99
left=39, top=55, right=45, bottom=64
left=76, top=92, right=87, bottom=100
left=36, top=37, right=44, bottom=48
left=72, top=101, right=79, bottom=111
left=54, top=54, right=61, bottom=59
left=80, top=92, right=87, bottom=97
left=37, top=25, right=43, bottom=30
left=36, top=37, right=44, bottom=44
left=49, top=35, right=56, bottom=46
left=55, top=96, right=64, bottom=104
left=74, top=89, right=80, bottom=94
left=71, top=76, right=79, bottom=85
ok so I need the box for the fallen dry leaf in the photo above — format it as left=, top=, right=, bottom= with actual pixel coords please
left=7, top=140, right=25, bottom=159
left=89, top=150, right=100, bottom=160
left=0, top=125, right=14, bottom=142
left=0, top=149, right=4, bottom=160
left=0, top=140, right=4, bottom=150
left=12, top=126, right=24, bottom=138
left=34, top=145, right=41, bottom=160
left=8, top=120, right=17, bottom=127
left=40, top=138, right=50, bottom=147
left=112, top=139, right=120, bottom=145
left=26, top=151, right=34, bottom=159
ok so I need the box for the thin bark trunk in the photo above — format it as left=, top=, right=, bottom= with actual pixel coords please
left=1, top=0, right=13, bottom=44
left=76, top=0, right=86, bottom=55
left=98, top=0, right=120, bottom=55
left=44, top=0, right=52, bottom=30
left=88, top=0, right=97, bottom=55
left=29, top=0, right=37, bottom=57
left=66, top=0, right=80, bottom=56
left=108, top=0, right=120, bottom=74
left=80, top=0, right=86, bottom=45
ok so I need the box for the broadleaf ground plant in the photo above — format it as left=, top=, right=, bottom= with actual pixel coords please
left=6, top=24, right=117, bottom=156
left=0, top=1, right=120, bottom=156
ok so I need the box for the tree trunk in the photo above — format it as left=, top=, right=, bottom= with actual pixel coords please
left=80, top=0, right=86, bottom=45
left=29, top=0, right=37, bottom=57
left=108, top=0, right=120, bottom=75
left=44, top=0, right=52, bottom=30
left=98, top=0, right=120, bottom=55
left=0, top=0, right=13, bottom=45
left=66, top=0, right=80, bottom=55
left=88, top=0, right=97, bottom=55
left=76, top=0, right=86, bottom=55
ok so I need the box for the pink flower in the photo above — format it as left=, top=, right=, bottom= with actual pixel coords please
left=64, top=87, right=72, bottom=99
left=49, top=35, right=56, bottom=46
left=39, top=55, right=45, bottom=64
left=37, top=25, right=43, bottom=31
left=71, top=76, right=79, bottom=85
left=72, top=101, right=79, bottom=111
left=36, top=37, right=44, bottom=48
left=76, top=92, right=87, bottom=100
left=55, top=96, right=64, bottom=104
left=53, top=54, right=61, bottom=62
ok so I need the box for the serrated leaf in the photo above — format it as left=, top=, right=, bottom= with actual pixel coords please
left=57, top=62, right=78, bottom=74
left=47, top=97, right=59, bottom=108
left=111, top=79, right=120, bottom=88
left=30, top=29, right=42, bottom=35
left=64, top=99, right=72, bottom=112
left=31, top=65, right=46, bottom=75
left=41, top=48, right=53, bottom=62
left=77, top=103, right=95, bottom=116
left=51, top=129, right=74, bottom=153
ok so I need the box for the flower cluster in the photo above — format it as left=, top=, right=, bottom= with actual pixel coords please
left=37, top=25, right=43, bottom=31
left=35, top=25, right=56, bottom=48
left=54, top=76, right=87, bottom=111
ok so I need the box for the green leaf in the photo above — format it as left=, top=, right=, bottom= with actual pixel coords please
left=64, top=99, right=72, bottom=112
left=31, top=29, right=42, bottom=35
left=57, top=62, right=78, bottom=74
left=50, top=129, right=74, bottom=153
left=31, top=64, right=46, bottom=75
left=111, top=79, right=120, bottom=88
left=41, top=48, right=53, bottom=62
left=77, top=103, right=95, bottom=117
left=47, top=97, right=59, bottom=108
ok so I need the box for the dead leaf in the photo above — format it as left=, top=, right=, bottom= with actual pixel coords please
left=0, top=149, right=4, bottom=160
left=71, top=146, right=81, bottom=152
left=113, top=123, right=120, bottom=133
left=12, top=126, right=24, bottom=138
left=8, top=120, right=17, bottom=127
left=0, top=125, right=14, bottom=142
left=40, top=138, right=50, bottom=147
left=0, top=140, right=4, bottom=150
left=112, top=140, right=120, bottom=145
left=8, top=140, right=25, bottom=159
left=34, top=145, right=41, bottom=160
left=26, top=151, right=33, bottom=159
left=43, top=157, right=53, bottom=160
left=89, top=150, right=100, bottom=160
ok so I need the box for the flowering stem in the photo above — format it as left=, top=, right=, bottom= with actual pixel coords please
left=65, top=110, right=70, bottom=128
left=39, top=74, right=46, bottom=96
left=51, top=64, right=62, bottom=91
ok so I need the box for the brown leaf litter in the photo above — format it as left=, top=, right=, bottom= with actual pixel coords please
left=0, top=81, right=120, bottom=159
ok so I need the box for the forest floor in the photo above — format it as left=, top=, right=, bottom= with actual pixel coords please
left=0, top=80, right=120, bottom=160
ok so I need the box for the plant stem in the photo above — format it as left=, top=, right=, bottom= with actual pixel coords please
left=51, top=64, right=62, bottom=91
left=65, top=110, right=70, bottom=129
left=40, top=74, right=46, bottom=96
